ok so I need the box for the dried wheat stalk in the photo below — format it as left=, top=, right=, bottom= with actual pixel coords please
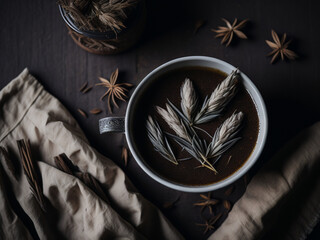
left=206, top=112, right=244, bottom=160
left=146, top=116, right=178, bottom=165
left=156, top=103, right=190, bottom=141
left=180, top=78, right=198, bottom=123
left=194, top=69, right=239, bottom=124
left=157, top=102, right=216, bottom=172
left=149, top=71, right=244, bottom=174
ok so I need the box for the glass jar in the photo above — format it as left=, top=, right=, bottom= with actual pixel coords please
left=58, top=0, right=146, bottom=55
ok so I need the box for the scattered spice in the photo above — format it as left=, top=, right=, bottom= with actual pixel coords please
left=194, top=193, right=219, bottom=214
left=196, top=213, right=222, bottom=234
left=77, top=108, right=87, bottom=118
left=224, top=185, right=234, bottom=196
left=121, top=146, right=129, bottom=166
left=163, top=195, right=181, bottom=209
left=212, top=18, right=249, bottom=46
left=227, top=155, right=232, bottom=165
left=79, top=81, right=88, bottom=92
left=82, top=85, right=93, bottom=94
left=223, top=200, right=231, bottom=211
left=17, top=139, right=46, bottom=211
left=193, top=20, right=206, bottom=34
left=90, top=108, right=102, bottom=115
left=266, top=29, right=297, bottom=64
left=196, top=220, right=215, bottom=234
left=96, top=68, right=133, bottom=113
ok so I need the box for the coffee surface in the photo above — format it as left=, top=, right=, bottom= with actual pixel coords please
left=132, top=67, right=259, bottom=185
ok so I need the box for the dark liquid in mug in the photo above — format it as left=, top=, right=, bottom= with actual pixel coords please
left=132, top=67, right=259, bottom=185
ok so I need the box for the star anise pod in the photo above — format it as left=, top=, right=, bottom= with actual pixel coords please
left=212, top=18, right=249, bottom=46
left=96, top=68, right=133, bottom=113
left=196, top=213, right=222, bottom=234
left=266, top=30, right=298, bottom=64
left=162, top=195, right=181, bottom=209
left=194, top=193, right=219, bottom=214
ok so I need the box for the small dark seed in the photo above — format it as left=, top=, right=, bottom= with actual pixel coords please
left=224, top=185, right=234, bottom=196
left=121, top=146, right=128, bottom=166
left=163, top=196, right=181, bottom=209
left=79, top=81, right=88, bottom=92
left=77, top=109, right=87, bottom=118
left=223, top=200, right=231, bottom=211
left=90, top=108, right=102, bottom=114
left=82, top=86, right=93, bottom=94
left=193, top=20, right=206, bottom=34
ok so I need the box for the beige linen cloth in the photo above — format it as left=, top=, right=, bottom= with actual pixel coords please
left=0, top=69, right=184, bottom=240
left=209, top=122, right=320, bottom=239
left=1, top=69, right=320, bottom=240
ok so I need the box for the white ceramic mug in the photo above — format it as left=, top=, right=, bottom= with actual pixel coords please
left=99, top=56, right=268, bottom=192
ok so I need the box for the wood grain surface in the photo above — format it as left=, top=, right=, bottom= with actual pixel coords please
left=0, top=0, right=319, bottom=239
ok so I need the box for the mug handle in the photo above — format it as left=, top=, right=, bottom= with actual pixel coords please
left=99, top=117, right=125, bottom=134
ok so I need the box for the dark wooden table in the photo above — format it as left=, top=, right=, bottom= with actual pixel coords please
left=1, top=0, right=320, bottom=239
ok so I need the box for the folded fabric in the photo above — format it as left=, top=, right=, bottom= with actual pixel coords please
left=209, top=122, right=320, bottom=240
left=0, top=69, right=184, bottom=240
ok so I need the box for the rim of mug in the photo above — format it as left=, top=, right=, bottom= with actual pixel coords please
left=125, top=56, right=268, bottom=192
